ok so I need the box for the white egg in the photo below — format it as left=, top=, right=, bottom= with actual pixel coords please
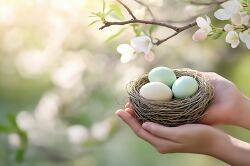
left=139, top=82, right=172, bottom=101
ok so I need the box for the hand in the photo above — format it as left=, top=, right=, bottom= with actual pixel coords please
left=116, top=105, right=223, bottom=155
left=198, top=72, right=250, bottom=129
left=116, top=105, right=250, bottom=166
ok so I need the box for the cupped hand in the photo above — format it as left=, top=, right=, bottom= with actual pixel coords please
left=198, top=72, right=250, bottom=126
left=116, top=105, right=250, bottom=166
left=116, top=104, right=226, bottom=155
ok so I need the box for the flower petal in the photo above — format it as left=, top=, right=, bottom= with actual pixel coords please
left=224, top=24, right=234, bottom=32
left=130, top=36, right=153, bottom=54
left=196, top=17, right=208, bottom=27
left=241, top=13, right=250, bottom=25
left=117, top=44, right=134, bottom=54
left=221, top=0, right=241, bottom=14
left=231, top=13, right=242, bottom=25
left=205, top=15, right=211, bottom=24
left=226, top=31, right=240, bottom=48
left=120, top=53, right=136, bottom=63
left=214, top=9, right=231, bottom=20
left=231, top=40, right=240, bottom=48
left=192, top=29, right=208, bottom=41
left=245, top=41, right=250, bottom=49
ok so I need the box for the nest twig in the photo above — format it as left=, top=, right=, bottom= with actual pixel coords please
left=127, top=68, right=214, bottom=127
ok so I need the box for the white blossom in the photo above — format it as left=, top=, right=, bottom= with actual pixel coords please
left=214, top=0, right=242, bottom=20
left=192, top=16, right=212, bottom=41
left=214, top=0, right=249, bottom=26
left=224, top=24, right=234, bottom=32
left=117, top=44, right=136, bottom=63
left=225, top=31, right=240, bottom=48
left=130, top=36, right=153, bottom=54
left=67, top=125, right=88, bottom=145
left=117, top=36, right=153, bottom=63
left=239, top=30, right=250, bottom=49
left=90, top=120, right=112, bottom=141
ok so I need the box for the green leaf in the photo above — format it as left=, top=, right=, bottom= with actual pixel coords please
left=16, top=130, right=28, bottom=163
left=132, top=24, right=142, bottom=36
left=208, top=29, right=224, bottom=40
left=105, top=28, right=127, bottom=43
left=88, top=20, right=101, bottom=27
left=8, top=113, right=18, bottom=130
left=149, top=25, right=158, bottom=35
left=104, top=9, right=113, bottom=17
left=102, top=0, right=106, bottom=13
left=109, top=3, right=124, bottom=19
left=7, top=113, right=28, bottom=163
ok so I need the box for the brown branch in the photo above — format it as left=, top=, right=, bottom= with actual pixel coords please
left=189, top=0, right=226, bottom=6
left=99, top=0, right=199, bottom=46
left=117, top=0, right=136, bottom=20
left=154, top=22, right=197, bottom=46
left=100, top=19, right=183, bottom=31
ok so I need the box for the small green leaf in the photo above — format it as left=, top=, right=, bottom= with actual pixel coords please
left=149, top=25, right=158, bottom=35
left=109, top=3, right=124, bottom=19
left=132, top=24, right=142, bottom=36
left=15, top=130, right=28, bottom=163
left=8, top=113, right=18, bottom=130
left=104, top=9, right=113, bottom=17
left=105, top=28, right=127, bottom=43
left=102, top=0, right=106, bottom=13
left=88, top=20, right=101, bottom=27
left=208, top=29, right=224, bottom=40
left=6, top=113, right=28, bottom=163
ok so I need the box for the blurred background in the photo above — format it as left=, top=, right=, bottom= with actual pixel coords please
left=0, top=0, right=249, bottom=166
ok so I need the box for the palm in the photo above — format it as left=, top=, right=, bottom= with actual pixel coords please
left=200, top=72, right=243, bottom=125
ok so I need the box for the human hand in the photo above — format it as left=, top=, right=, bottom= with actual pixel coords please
left=198, top=72, right=250, bottom=129
left=116, top=105, right=250, bottom=166
left=116, top=105, right=224, bottom=155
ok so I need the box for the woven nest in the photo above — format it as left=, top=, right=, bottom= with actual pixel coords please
left=127, top=68, right=214, bottom=127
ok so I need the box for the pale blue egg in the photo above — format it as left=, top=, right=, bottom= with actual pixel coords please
left=172, top=76, right=198, bottom=99
left=148, top=66, right=176, bottom=87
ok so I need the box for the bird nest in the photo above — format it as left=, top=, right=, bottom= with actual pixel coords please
left=127, top=68, right=214, bottom=127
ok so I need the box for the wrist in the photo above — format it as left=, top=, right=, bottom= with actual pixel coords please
left=234, top=97, right=250, bottom=129
left=212, top=134, right=250, bottom=166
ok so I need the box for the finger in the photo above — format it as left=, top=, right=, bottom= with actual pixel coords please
left=125, top=107, right=136, bottom=117
left=115, top=109, right=163, bottom=145
left=142, top=122, right=179, bottom=141
left=125, top=102, right=132, bottom=109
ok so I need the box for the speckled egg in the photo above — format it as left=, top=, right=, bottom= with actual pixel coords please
left=139, top=82, right=172, bottom=101
left=172, top=76, right=198, bottom=99
left=148, top=67, right=176, bottom=87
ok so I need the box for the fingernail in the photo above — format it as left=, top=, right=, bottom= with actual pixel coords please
left=115, top=109, right=123, bottom=115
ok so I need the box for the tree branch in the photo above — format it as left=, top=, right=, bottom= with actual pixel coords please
left=154, top=22, right=197, bottom=45
left=100, top=19, right=185, bottom=31
left=99, top=0, right=223, bottom=46
left=117, top=0, right=136, bottom=19
left=189, top=0, right=226, bottom=6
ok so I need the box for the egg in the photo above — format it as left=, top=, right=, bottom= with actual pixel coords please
left=139, top=82, right=172, bottom=101
left=148, top=66, right=176, bottom=87
left=172, top=76, right=198, bottom=99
